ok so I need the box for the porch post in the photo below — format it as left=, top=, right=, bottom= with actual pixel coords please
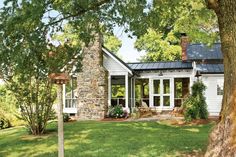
left=130, top=78, right=133, bottom=110
left=149, top=78, right=153, bottom=107
left=133, top=78, right=136, bottom=108
left=63, top=84, right=66, bottom=109
left=125, top=73, right=129, bottom=110
left=108, top=74, right=111, bottom=107
left=170, top=78, right=175, bottom=108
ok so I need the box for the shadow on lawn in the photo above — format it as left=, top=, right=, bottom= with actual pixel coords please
left=0, top=121, right=213, bottom=157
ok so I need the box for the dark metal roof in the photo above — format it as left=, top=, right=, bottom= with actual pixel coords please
left=127, top=61, right=193, bottom=71
left=187, top=43, right=223, bottom=60
left=196, top=64, right=224, bottom=74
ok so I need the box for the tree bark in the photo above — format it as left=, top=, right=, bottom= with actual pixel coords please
left=205, top=0, right=236, bottom=156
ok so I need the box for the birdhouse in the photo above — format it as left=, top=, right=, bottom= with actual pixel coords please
left=49, top=73, right=69, bottom=85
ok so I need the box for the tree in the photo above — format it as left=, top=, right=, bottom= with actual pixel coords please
left=0, top=1, right=82, bottom=134
left=0, top=85, right=19, bottom=129
left=135, top=0, right=219, bottom=62
left=204, top=0, right=236, bottom=156
left=0, top=0, right=148, bottom=135
left=103, top=34, right=122, bottom=55
left=135, top=29, right=181, bottom=61
left=53, top=24, right=122, bottom=55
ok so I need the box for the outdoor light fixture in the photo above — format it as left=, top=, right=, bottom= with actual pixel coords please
left=195, top=70, right=202, bottom=81
left=195, top=70, right=202, bottom=78
left=158, top=71, right=163, bottom=76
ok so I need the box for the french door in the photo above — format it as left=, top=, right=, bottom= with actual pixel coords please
left=152, top=78, right=171, bottom=108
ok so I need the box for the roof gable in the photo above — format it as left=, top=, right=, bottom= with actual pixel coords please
left=102, top=46, right=133, bottom=75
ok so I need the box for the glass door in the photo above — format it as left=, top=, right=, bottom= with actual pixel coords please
left=153, top=79, right=171, bottom=107
left=153, top=80, right=161, bottom=107
left=163, top=79, right=170, bottom=107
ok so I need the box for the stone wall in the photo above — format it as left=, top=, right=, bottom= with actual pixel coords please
left=77, top=33, right=108, bottom=119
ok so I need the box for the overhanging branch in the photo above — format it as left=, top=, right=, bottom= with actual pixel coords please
left=205, top=0, right=220, bottom=14
left=46, top=0, right=111, bottom=27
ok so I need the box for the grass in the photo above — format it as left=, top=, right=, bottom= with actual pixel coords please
left=0, top=121, right=214, bottom=157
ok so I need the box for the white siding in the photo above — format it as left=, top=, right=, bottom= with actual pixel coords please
left=103, top=53, right=127, bottom=73
left=202, top=75, right=224, bottom=116
left=0, top=79, right=4, bottom=85
left=138, top=70, right=193, bottom=78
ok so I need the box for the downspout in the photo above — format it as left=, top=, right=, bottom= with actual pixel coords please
left=130, top=77, right=133, bottom=113
left=190, top=61, right=197, bottom=94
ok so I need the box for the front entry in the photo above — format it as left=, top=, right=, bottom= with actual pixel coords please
left=151, top=78, right=172, bottom=109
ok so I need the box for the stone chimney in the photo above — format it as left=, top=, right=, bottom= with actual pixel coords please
left=77, top=33, right=108, bottom=120
left=180, top=33, right=188, bottom=61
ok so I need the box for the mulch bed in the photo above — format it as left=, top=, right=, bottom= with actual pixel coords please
left=167, top=118, right=219, bottom=126
left=182, top=150, right=204, bottom=157
left=100, top=118, right=128, bottom=122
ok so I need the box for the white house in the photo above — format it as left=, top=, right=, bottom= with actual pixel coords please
left=63, top=34, right=224, bottom=118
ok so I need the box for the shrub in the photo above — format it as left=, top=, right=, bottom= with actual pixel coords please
left=130, top=107, right=140, bottom=119
left=63, top=113, right=70, bottom=122
left=0, top=85, right=23, bottom=129
left=0, top=117, right=11, bottom=129
left=108, top=105, right=128, bottom=118
left=183, top=81, right=208, bottom=122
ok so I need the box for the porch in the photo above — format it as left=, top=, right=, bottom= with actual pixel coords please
left=108, top=74, right=130, bottom=112
left=134, top=77, right=190, bottom=110
left=63, top=76, right=77, bottom=116
left=109, top=75, right=191, bottom=113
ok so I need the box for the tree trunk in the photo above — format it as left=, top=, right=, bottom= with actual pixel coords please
left=205, top=0, right=236, bottom=156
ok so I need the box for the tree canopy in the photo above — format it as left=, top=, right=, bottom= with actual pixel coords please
left=135, top=0, right=219, bottom=62
left=0, top=0, right=149, bottom=134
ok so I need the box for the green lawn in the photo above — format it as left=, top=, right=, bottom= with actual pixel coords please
left=0, top=121, right=213, bottom=157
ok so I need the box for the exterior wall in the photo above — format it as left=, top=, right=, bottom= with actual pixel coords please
left=103, top=50, right=132, bottom=112
left=0, top=79, right=4, bottom=85
left=135, top=70, right=224, bottom=116
left=103, top=53, right=127, bottom=72
left=137, top=70, right=193, bottom=78
left=201, top=74, right=224, bottom=116
left=77, top=34, right=108, bottom=119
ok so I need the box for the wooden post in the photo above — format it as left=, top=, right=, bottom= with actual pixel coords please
left=48, top=73, right=69, bottom=157
left=57, top=84, right=64, bottom=157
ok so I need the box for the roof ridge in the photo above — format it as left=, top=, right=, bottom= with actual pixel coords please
left=188, top=43, right=221, bottom=46
left=127, top=60, right=185, bottom=64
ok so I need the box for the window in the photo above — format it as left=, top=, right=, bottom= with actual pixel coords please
left=217, top=80, right=224, bottom=95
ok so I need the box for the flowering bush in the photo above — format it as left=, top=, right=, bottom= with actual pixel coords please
left=108, top=105, right=128, bottom=118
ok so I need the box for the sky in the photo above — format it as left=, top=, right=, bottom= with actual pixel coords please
left=0, top=2, right=144, bottom=62
left=113, top=27, right=145, bottom=63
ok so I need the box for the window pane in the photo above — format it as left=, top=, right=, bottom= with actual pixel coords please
left=217, top=85, right=223, bottom=95
left=163, top=96, right=170, bottom=106
left=163, top=79, right=170, bottom=94
left=174, top=79, right=182, bottom=98
left=111, top=85, right=125, bottom=97
left=154, top=96, right=160, bottom=106
left=217, top=79, right=224, bottom=95
left=154, top=80, right=160, bottom=94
